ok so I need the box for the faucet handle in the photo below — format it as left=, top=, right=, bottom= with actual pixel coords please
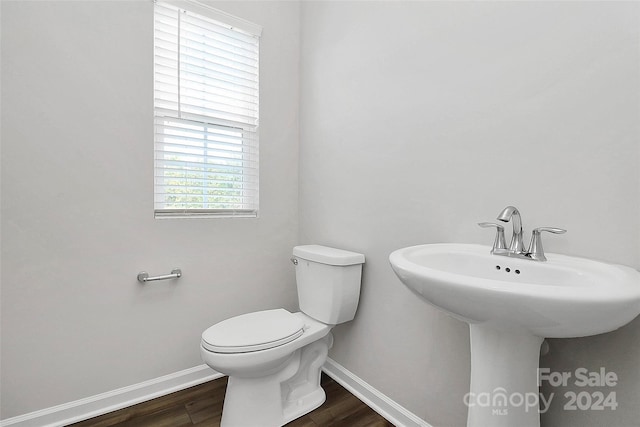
left=533, top=227, right=566, bottom=234
left=478, top=222, right=508, bottom=254
left=528, top=227, right=567, bottom=261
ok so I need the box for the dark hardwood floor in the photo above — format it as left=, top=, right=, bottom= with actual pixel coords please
left=70, top=374, right=394, bottom=427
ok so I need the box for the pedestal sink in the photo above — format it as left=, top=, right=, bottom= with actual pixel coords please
left=389, top=243, right=640, bottom=427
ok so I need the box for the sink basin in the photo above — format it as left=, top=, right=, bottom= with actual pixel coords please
left=389, top=243, right=640, bottom=338
left=389, top=243, right=640, bottom=427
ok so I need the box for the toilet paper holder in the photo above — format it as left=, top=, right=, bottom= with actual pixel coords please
left=137, top=268, right=182, bottom=283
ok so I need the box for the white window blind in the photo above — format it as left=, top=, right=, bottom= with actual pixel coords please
left=154, top=1, right=261, bottom=218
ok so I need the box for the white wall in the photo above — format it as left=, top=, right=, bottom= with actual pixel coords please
left=0, top=0, right=300, bottom=419
left=3, top=1, right=640, bottom=426
left=299, top=2, right=640, bottom=427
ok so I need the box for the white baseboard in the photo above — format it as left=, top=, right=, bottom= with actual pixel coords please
left=2, top=359, right=429, bottom=427
left=322, top=358, right=432, bottom=427
left=0, top=365, right=222, bottom=427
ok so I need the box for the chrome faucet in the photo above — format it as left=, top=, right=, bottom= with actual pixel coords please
left=479, top=206, right=566, bottom=261
left=477, top=222, right=507, bottom=254
left=528, top=227, right=566, bottom=261
left=497, top=206, right=526, bottom=255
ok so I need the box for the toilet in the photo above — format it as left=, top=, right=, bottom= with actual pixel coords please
left=200, top=245, right=365, bottom=427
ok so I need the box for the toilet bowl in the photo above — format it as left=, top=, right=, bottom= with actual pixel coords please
left=200, top=245, right=365, bottom=427
left=201, top=310, right=333, bottom=426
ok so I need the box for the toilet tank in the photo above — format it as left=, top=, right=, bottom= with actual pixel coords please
left=292, top=245, right=365, bottom=325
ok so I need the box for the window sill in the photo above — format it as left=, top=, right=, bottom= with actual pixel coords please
left=154, top=209, right=258, bottom=219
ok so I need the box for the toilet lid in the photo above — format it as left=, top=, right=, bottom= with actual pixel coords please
left=202, top=309, right=305, bottom=354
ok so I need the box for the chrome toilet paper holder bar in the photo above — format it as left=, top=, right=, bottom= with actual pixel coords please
left=137, top=268, right=182, bottom=283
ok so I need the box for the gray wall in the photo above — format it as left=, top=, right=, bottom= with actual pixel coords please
left=0, top=0, right=300, bottom=418
left=2, top=1, right=640, bottom=427
left=299, top=2, right=639, bottom=427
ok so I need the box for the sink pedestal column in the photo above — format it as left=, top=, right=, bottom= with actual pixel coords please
left=467, top=324, right=544, bottom=427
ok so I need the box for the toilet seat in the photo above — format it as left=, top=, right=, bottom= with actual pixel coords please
left=202, top=308, right=305, bottom=354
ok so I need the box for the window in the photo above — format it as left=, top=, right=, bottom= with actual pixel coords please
left=153, top=1, right=261, bottom=218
